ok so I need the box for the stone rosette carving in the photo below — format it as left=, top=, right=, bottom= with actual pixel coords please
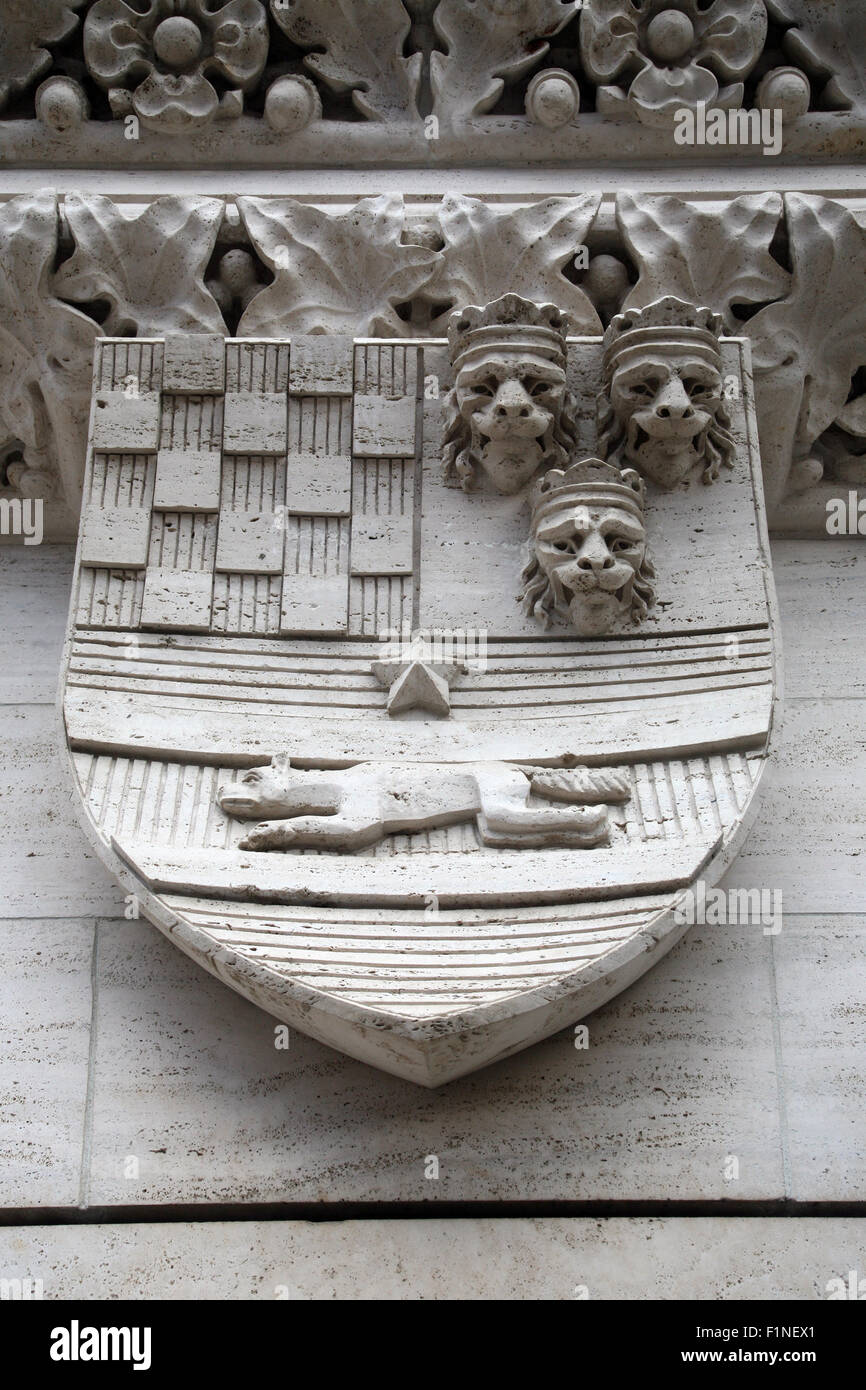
left=521, top=457, right=655, bottom=636
left=0, top=0, right=863, bottom=161
left=443, top=294, right=579, bottom=494
left=580, top=0, right=767, bottom=127
left=83, top=0, right=269, bottom=132
left=598, top=297, right=735, bottom=490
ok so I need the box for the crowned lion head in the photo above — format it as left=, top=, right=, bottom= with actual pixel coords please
left=520, top=458, right=656, bottom=637
left=443, top=294, right=579, bottom=495
left=598, top=298, right=736, bottom=490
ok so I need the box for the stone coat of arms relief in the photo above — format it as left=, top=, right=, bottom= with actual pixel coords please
left=14, top=0, right=863, bottom=1087
left=60, top=289, right=778, bottom=1083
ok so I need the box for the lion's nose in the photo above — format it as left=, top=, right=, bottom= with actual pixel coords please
left=654, top=379, right=694, bottom=419
left=576, top=536, right=615, bottom=572
left=577, top=552, right=615, bottom=572
left=492, top=382, right=533, bottom=418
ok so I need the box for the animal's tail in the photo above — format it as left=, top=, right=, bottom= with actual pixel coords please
left=515, top=765, right=632, bottom=804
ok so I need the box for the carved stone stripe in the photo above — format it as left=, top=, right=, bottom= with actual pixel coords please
left=66, top=660, right=771, bottom=708
left=67, top=649, right=770, bottom=689
left=70, top=628, right=773, bottom=661
left=74, top=750, right=756, bottom=858
left=118, top=835, right=721, bottom=907
left=64, top=686, right=772, bottom=763
left=162, top=894, right=673, bottom=929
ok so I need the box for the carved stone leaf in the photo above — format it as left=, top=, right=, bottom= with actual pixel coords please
left=767, top=0, right=866, bottom=113
left=236, top=194, right=440, bottom=337
left=270, top=0, right=421, bottom=121
left=0, top=0, right=86, bottom=109
left=431, top=194, right=602, bottom=333
left=431, top=0, right=578, bottom=121
left=617, top=193, right=789, bottom=331
left=0, top=190, right=99, bottom=500
left=54, top=196, right=226, bottom=337
left=749, top=194, right=866, bottom=447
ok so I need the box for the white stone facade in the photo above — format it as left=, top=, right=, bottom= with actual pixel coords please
left=1, top=0, right=864, bottom=1298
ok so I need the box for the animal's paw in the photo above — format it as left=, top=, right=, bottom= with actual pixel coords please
left=240, top=822, right=295, bottom=851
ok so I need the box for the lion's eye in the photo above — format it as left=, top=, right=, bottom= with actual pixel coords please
left=683, top=377, right=711, bottom=397
left=243, top=772, right=261, bottom=784
left=528, top=379, right=554, bottom=397
left=628, top=382, right=655, bottom=398
left=473, top=382, right=495, bottom=397
left=553, top=540, right=573, bottom=553
left=610, top=538, right=633, bottom=553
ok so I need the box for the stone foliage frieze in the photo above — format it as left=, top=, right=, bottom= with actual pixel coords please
left=0, top=0, right=863, bottom=163
left=2, top=188, right=864, bottom=538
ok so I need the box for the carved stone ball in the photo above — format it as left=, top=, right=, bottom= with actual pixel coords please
left=35, top=76, right=89, bottom=133
left=220, top=249, right=258, bottom=297
left=645, top=10, right=695, bottom=64
left=525, top=70, right=580, bottom=129
left=153, top=16, right=204, bottom=70
left=264, top=76, right=322, bottom=134
left=582, top=255, right=631, bottom=323
left=756, top=67, right=811, bottom=120
left=6, top=462, right=54, bottom=501
left=402, top=216, right=443, bottom=251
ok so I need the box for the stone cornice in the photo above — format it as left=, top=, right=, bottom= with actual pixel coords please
left=0, top=0, right=863, bottom=168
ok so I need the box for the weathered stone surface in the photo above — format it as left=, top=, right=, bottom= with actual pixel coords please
left=140, top=568, right=214, bottom=631
left=285, top=454, right=352, bottom=517
left=288, top=337, right=355, bottom=397
left=162, top=333, right=226, bottom=395
left=153, top=450, right=221, bottom=514
left=773, top=917, right=866, bottom=1201
left=0, top=545, right=75, bottom=703
left=82, top=910, right=782, bottom=1204
left=0, top=705, right=124, bottom=919
left=727, top=700, right=866, bottom=913
left=0, top=918, right=93, bottom=1210
left=91, top=392, right=161, bottom=453
left=0, top=542, right=862, bottom=1206
left=222, top=392, right=287, bottom=455
left=79, top=506, right=151, bottom=569
left=215, top=511, right=284, bottom=575
left=3, top=1217, right=863, bottom=1299
left=351, top=394, right=416, bottom=456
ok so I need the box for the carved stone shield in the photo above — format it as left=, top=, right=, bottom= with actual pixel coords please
left=61, top=315, right=778, bottom=1085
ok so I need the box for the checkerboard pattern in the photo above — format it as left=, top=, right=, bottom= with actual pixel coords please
left=77, top=335, right=422, bottom=637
